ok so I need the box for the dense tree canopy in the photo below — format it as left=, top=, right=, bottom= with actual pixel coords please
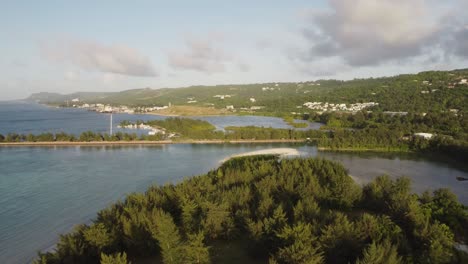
left=36, top=157, right=468, bottom=264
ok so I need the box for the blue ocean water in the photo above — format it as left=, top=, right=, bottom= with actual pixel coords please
left=0, top=101, right=318, bottom=136
left=0, top=102, right=467, bottom=263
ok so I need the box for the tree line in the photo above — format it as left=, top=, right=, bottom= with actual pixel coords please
left=2, top=115, right=467, bottom=162
left=0, top=131, right=163, bottom=142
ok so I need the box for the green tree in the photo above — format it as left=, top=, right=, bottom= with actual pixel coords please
left=355, top=240, right=402, bottom=264
left=100, top=252, right=130, bottom=264
left=83, top=223, right=112, bottom=251
left=149, top=209, right=186, bottom=264
left=275, top=222, right=324, bottom=264
left=184, top=232, right=210, bottom=264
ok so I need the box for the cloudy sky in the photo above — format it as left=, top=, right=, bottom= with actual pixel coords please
left=1, top=0, right=467, bottom=100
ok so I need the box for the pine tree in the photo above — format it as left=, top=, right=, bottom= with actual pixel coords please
left=100, top=252, right=130, bottom=264
left=184, top=232, right=210, bottom=264
left=355, top=240, right=402, bottom=264
left=149, top=209, right=186, bottom=264
left=275, top=222, right=324, bottom=264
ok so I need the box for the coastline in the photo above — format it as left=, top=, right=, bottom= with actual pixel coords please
left=317, top=147, right=412, bottom=153
left=220, top=147, right=301, bottom=163
left=0, top=139, right=306, bottom=147
left=145, top=111, right=232, bottom=117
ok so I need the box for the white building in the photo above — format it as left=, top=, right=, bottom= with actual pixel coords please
left=226, top=105, right=234, bottom=110
left=103, top=106, right=113, bottom=112
left=214, top=95, right=231, bottom=99
left=414, top=133, right=434, bottom=139
left=262, top=87, right=275, bottom=91
left=250, top=106, right=265, bottom=110
left=71, top=98, right=80, bottom=102
left=249, top=98, right=256, bottom=103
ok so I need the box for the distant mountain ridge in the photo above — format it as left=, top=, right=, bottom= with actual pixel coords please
left=27, top=91, right=117, bottom=103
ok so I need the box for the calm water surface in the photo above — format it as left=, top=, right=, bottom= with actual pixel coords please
left=1, top=102, right=467, bottom=263
left=0, top=101, right=319, bottom=135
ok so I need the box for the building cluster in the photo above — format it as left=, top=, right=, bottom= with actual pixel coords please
left=118, top=123, right=154, bottom=130
left=213, top=95, right=232, bottom=99
left=303, top=102, right=378, bottom=113
left=421, top=89, right=439, bottom=94
left=225, top=105, right=265, bottom=112
left=447, top=78, right=467, bottom=89
left=118, top=123, right=180, bottom=137
left=75, top=102, right=169, bottom=113
left=261, top=87, right=278, bottom=91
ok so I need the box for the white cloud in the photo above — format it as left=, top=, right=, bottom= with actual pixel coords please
left=237, top=62, right=250, bottom=72
left=64, top=70, right=79, bottom=81
left=41, top=38, right=157, bottom=77
left=299, top=0, right=442, bottom=66
left=168, top=34, right=232, bottom=73
left=284, top=0, right=468, bottom=79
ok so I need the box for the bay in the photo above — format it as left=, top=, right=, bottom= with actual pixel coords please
left=0, top=102, right=467, bottom=263
left=0, top=101, right=319, bottom=136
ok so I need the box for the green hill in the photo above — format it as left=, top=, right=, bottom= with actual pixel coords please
left=27, top=69, right=468, bottom=114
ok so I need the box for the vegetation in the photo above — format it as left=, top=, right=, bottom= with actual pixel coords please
left=23, top=68, right=468, bottom=159
left=28, top=69, right=467, bottom=114
left=36, top=156, right=468, bottom=263
left=2, top=113, right=467, bottom=162
left=309, top=110, right=468, bottom=161
left=283, top=116, right=308, bottom=129
left=149, top=105, right=228, bottom=116
left=0, top=131, right=163, bottom=142
left=311, top=111, right=467, bottom=141
left=144, top=118, right=223, bottom=140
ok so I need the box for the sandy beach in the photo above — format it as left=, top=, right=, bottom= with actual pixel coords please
left=220, top=147, right=301, bottom=163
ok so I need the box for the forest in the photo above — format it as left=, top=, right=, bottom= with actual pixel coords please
left=35, top=156, right=468, bottom=264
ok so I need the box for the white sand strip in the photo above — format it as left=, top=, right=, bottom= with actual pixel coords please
left=220, top=148, right=300, bottom=163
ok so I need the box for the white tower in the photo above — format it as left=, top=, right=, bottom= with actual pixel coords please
left=110, top=113, right=113, bottom=136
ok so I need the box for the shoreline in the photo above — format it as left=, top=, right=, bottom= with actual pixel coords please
left=0, top=139, right=306, bottom=147
left=220, top=147, right=301, bottom=163
left=317, top=147, right=412, bottom=153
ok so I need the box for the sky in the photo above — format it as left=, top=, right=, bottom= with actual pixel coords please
left=1, top=0, right=467, bottom=100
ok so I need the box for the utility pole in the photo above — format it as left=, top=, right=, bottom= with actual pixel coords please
left=110, top=113, right=113, bottom=136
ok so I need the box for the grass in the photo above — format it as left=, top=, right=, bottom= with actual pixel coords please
left=148, top=105, right=231, bottom=116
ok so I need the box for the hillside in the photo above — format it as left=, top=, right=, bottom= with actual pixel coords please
left=27, top=69, right=468, bottom=114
